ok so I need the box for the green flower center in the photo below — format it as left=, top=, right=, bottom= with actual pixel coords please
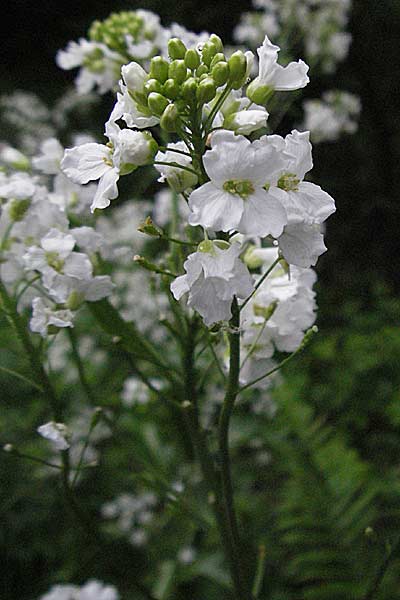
left=277, top=173, right=300, bottom=192
left=223, top=179, right=255, bottom=198
left=45, top=252, right=64, bottom=273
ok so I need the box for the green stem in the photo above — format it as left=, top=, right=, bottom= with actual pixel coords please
left=153, top=160, right=199, bottom=178
left=239, top=344, right=306, bottom=394
left=218, top=297, right=248, bottom=599
left=252, top=544, right=267, bottom=599
left=240, top=257, right=281, bottom=313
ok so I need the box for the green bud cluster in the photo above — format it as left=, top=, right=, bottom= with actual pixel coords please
left=137, top=34, right=249, bottom=132
left=89, top=11, right=153, bottom=56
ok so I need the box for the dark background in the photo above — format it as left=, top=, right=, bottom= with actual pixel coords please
left=2, top=0, right=399, bottom=309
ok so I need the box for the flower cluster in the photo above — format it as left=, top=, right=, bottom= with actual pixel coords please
left=302, top=90, right=361, bottom=143
left=57, top=10, right=209, bottom=95
left=0, top=139, right=114, bottom=337
left=235, top=0, right=353, bottom=74
left=39, top=580, right=119, bottom=600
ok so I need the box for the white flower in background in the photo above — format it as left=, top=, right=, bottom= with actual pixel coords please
left=0, top=172, right=37, bottom=200
left=37, top=421, right=70, bottom=450
left=247, top=34, right=309, bottom=104
left=188, top=130, right=288, bottom=237
left=153, top=189, right=190, bottom=227
left=56, top=39, right=123, bottom=95
left=102, top=492, right=157, bottom=546
left=171, top=241, right=253, bottom=326
left=32, top=138, right=64, bottom=174
left=61, top=121, right=156, bottom=211
left=302, top=90, right=361, bottom=143
left=23, top=228, right=92, bottom=280
left=155, top=142, right=198, bottom=193
left=121, top=376, right=158, bottom=407
left=30, top=298, right=74, bottom=337
left=39, top=580, right=119, bottom=600
left=0, top=145, right=30, bottom=170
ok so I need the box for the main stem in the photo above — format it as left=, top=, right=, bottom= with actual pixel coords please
left=218, top=297, right=248, bottom=598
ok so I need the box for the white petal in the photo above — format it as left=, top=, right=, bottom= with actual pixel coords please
left=238, top=189, right=287, bottom=237
left=188, top=182, right=243, bottom=232
left=61, top=143, right=110, bottom=185
left=270, top=60, right=309, bottom=91
left=278, top=222, right=327, bottom=267
left=90, top=168, right=120, bottom=212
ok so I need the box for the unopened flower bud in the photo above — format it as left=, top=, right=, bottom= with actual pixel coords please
left=8, top=198, right=31, bottom=222
left=168, top=38, right=187, bottom=60
left=148, top=92, right=169, bottom=116
left=163, top=78, right=180, bottom=100
left=228, top=51, right=247, bottom=85
left=196, top=65, right=208, bottom=79
left=181, top=77, right=198, bottom=102
left=66, top=290, right=84, bottom=310
left=3, top=443, right=14, bottom=453
left=118, top=129, right=158, bottom=166
left=202, top=41, right=218, bottom=66
left=168, top=59, right=188, bottom=84
left=184, top=48, right=200, bottom=70
left=212, top=62, right=230, bottom=86
left=160, top=104, right=179, bottom=132
left=209, top=34, right=223, bottom=53
left=246, top=81, right=274, bottom=105
left=137, top=216, right=164, bottom=238
left=196, top=77, right=217, bottom=105
left=144, top=78, right=163, bottom=95
left=210, top=52, right=225, bottom=68
left=122, top=62, right=147, bottom=91
left=149, top=56, right=169, bottom=83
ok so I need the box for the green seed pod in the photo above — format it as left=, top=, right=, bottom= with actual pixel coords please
left=196, top=64, right=209, bottom=77
left=144, top=78, right=163, bottom=95
left=147, top=92, right=169, bottom=116
left=202, top=41, right=218, bottom=66
left=168, top=37, right=187, bottom=60
left=184, top=48, right=200, bottom=70
left=212, top=61, right=230, bottom=86
left=163, top=78, right=180, bottom=100
left=210, top=52, right=225, bottom=68
left=196, top=77, right=217, bottom=105
left=149, top=56, right=169, bottom=83
left=160, top=103, right=179, bottom=133
left=209, top=34, right=223, bottom=53
left=168, top=59, right=188, bottom=84
left=228, top=50, right=247, bottom=84
left=181, top=77, right=198, bottom=102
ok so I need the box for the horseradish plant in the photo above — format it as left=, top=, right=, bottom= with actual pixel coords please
left=0, top=8, right=353, bottom=600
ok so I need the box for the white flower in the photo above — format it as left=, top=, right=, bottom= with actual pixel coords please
left=240, top=248, right=317, bottom=383
left=30, top=298, right=74, bottom=337
left=32, top=138, right=64, bottom=174
left=188, top=130, right=288, bottom=237
left=224, top=106, right=269, bottom=135
left=263, top=130, right=336, bottom=266
left=39, top=580, right=119, bottom=600
left=155, top=142, right=198, bottom=193
left=61, top=121, right=155, bottom=212
left=171, top=241, right=253, bottom=326
left=37, top=421, right=70, bottom=450
left=56, top=39, right=122, bottom=95
left=247, top=34, right=309, bottom=103
left=108, top=63, right=159, bottom=129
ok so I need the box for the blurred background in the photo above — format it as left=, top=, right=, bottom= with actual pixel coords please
left=1, top=1, right=400, bottom=599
